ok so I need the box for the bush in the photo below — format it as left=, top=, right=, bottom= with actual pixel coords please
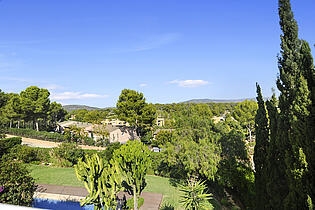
left=50, top=142, right=84, bottom=167
left=36, top=147, right=51, bottom=163
left=149, top=150, right=178, bottom=177
left=8, top=145, right=51, bottom=164
left=10, top=145, right=38, bottom=163
left=126, top=197, right=144, bottom=209
left=5, top=128, right=66, bottom=142
left=0, top=137, right=22, bottom=158
left=152, top=130, right=173, bottom=147
left=0, top=158, right=37, bottom=206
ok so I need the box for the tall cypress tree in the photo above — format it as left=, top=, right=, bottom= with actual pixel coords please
left=300, top=40, right=315, bottom=204
left=265, top=93, right=288, bottom=209
left=255, top=1, right=315, bottom=208
left=277, top=0, right=312, bottom=208
left=254, top=83, right=270, bottom=209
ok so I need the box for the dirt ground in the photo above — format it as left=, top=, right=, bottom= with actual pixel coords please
left=5, top=134, right=106, bottom=150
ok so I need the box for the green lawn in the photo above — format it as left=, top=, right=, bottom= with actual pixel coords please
left=29, top=164, right=219, bottom=209
left=29, top=164, right=84, bottom=187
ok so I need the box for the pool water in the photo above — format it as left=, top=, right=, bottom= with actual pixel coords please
left=33, top=198, right=94, bottom=210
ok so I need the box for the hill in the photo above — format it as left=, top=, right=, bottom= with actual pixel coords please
left=62, top=105, right=101, bottom=112
left=181, top=98, right=256, bottom=104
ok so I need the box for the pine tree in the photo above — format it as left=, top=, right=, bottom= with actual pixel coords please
left=254, top=83, right=270, bottom=209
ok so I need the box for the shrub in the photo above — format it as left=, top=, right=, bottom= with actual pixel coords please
left=5, top=128, right=66, bottom=142
left=10, top=145, right=38, bottom=163
left=36, top=147, right=51, bottom=163
left=0, top=158, right=37, bottom=206
left=0, top=137, right=22, bottom=158
left=50, top=142, right=84, bottom=167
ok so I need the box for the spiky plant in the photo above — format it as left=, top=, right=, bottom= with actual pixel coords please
left=179, top=178, right=213, bottom=210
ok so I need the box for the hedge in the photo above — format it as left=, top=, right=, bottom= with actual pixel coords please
left=5, top=128, right=66, bottom=142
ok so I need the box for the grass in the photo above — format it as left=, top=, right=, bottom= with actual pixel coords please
left=29, top=164, right=84, bottom=187
left=28, top=164, right=220, bottom=210
left=144, top=175, right=182, bottom=209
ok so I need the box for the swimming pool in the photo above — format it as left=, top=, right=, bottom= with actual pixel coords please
left=33, top=198, right=94, bottom=210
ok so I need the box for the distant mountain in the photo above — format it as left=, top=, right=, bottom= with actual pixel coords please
left=181, top=98, right=256, bottom=104
left=62, top=105, right=101, bottom=112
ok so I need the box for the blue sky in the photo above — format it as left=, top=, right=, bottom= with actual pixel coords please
left=0, top=0, right=314, bottom=108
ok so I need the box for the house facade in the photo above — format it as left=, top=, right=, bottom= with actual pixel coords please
left=85, top=124, right=138, bottom=144
left=57, top=121, right=138, bottom=144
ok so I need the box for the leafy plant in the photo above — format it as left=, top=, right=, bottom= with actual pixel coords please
left=179, top=178, right=213, bottom=210
left=0, top=159, right=37, bottom=206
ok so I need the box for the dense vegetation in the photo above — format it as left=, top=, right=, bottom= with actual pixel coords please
left=0, top=135, right=36, bottom=207
left=254, top=0, right=315, bottom=209
left=0, top=0, right=313, bottom=209
left=0, top=86, right=67, bottom=131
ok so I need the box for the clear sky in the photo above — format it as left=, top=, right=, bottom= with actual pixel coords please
left=0, top=0, right=314, bottom=108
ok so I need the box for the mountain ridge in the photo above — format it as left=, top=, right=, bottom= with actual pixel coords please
left=63, top=98, right=257, bottom=111
left=180, top=98, right=256, bottom=104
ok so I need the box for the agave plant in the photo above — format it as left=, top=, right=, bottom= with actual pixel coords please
left=179, top=178, right=213, bottom=210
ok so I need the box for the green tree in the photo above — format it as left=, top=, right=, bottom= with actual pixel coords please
left=232, top=100, right=258, bottom=141
left=48, top=102, right=67, bottom=129
left=20, top=86, right=50, bottom=131
left=265, top=93, right=288, bottom=209
left=3, top=94, right=22, bottom=128
left=276, top=0, right=312, bottom=208
left=113, top=140, right=151, bottom=210
left=253, top=84, right=270, bottom=209
left=300, top=40, right=315, bottom=205
left=152, top=130, right=174, bottom=147
left=0, top=90, right=9, bottom=127
left=217, top=129, right=254, bottom=209
left=163, top=137, right=221, bottom=181
left=116, top=89, right=156, bottom=139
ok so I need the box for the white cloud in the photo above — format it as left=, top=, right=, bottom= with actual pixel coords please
left=50, top=92, right=109, bottom=100
left=139, top=83, right=148, bottom=87
left=169, top=80, right=209, bottom=88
